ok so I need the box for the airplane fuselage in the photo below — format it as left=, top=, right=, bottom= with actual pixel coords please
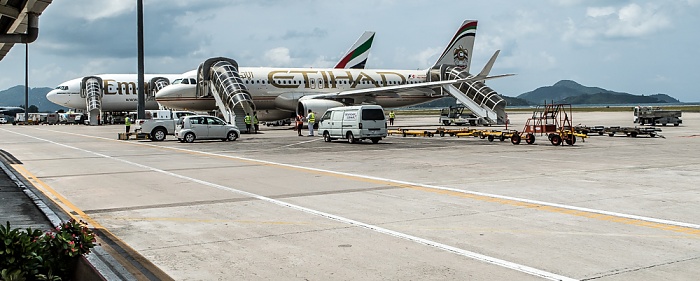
left=155, top=67, right=437, bottom=115
left=46, top=74, right=183, bottom=112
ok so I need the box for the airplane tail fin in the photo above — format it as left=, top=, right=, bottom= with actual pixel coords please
left=477, top=50, right=500, bottom=78
left=334, top=31, right=375, bottom=69
left=431, top=20, right=477, bottom=72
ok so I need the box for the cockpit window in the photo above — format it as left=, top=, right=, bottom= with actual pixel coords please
left=172, top=79, right=182, bottom=85
left=54, top=86, right=68, bottom=90
left=188, top=78, right=196, bottom=84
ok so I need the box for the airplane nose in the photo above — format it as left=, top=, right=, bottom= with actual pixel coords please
left=46, top=90, right=58, bottom=103
left=46, top=89, right=69, bottom=106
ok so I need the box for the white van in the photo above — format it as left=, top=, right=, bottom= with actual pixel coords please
left=318, top=105, right=387, bottom=144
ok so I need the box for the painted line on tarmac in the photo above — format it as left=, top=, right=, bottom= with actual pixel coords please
left=4, top=128, right=577, bottom=281
left=9, top=163, right=174, bottom=281
left=32, top=127, right=700, bottom=235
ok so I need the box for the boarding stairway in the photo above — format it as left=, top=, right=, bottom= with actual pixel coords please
left=147, top=77, right=171, bottom=110
left=437, top=66, right=508, bottom=125
left=80, top=76, right=103, bottom=126
left=196, top=57, right=255, bottom=129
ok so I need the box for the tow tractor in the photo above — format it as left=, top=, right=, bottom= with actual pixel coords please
left=439, top=105, right=487, bottom=126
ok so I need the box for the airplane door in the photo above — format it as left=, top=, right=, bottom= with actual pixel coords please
left=309, top=78, right=316, bottom=89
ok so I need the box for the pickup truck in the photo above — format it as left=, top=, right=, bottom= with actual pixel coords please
left=133, top=110, right=196, bottom=141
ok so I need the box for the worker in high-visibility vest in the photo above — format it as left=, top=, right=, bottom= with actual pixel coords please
left=244, top=113, right=251, bottom=133
left=125, top=116, right=131, bottom=133
left=253, top=111, right=260, bottom=134
left=306, top=109, right=315, bottom=136
left=389, top=110, right=395, bottom=126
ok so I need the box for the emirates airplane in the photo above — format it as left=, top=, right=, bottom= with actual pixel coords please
left=154, top=20, right=510, bottom=122
left=45, top=31, right=376, bottom=112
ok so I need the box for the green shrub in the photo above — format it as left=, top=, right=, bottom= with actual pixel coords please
left=0, top=220, right=97, bottom=281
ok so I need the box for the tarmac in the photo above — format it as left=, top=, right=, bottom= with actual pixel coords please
left=1, top=111, right=699, bottom=281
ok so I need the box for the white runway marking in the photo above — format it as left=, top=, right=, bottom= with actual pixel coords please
left=3, top=128, right=578, bottom=280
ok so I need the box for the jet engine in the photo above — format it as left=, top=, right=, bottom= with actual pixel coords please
left=297, top=99, right=344, bottom=116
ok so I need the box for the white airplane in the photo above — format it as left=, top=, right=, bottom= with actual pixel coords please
left=155, top=20, right=510, bottom=122
left=45, top=31, right=377, bottom=112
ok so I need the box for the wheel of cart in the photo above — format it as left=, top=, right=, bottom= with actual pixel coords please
left=525, top=133, right=535, bottom=144
left=550, top=134, right=562, bottom=146
left=487, top=135, right=495, bottom=142
left=564, top=134, right=576, bottom=145
left=511, top=133, right=521, bottom=145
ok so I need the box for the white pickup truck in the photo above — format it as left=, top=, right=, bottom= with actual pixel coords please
left=133, top=110, right=196, bottom=141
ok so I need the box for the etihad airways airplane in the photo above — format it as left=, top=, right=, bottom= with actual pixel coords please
left=45, top=31, right=376, bottom=112
left=154, top=20, right=509, bottom=122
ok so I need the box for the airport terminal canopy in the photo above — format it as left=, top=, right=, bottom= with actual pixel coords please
left=0, top=0, right=52, bottom=61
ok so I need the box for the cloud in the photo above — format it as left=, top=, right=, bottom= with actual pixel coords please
left=563, top=3, right=671, bottom=44
left=279, top=28, right=328, bottom=40
left=264, top=47, right=293, bottom=66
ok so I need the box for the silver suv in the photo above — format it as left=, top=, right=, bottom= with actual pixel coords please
left=175, top=115, right=240, bottom=143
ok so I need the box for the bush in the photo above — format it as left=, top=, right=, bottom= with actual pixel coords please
left=0, top=220, right=97, bottom=281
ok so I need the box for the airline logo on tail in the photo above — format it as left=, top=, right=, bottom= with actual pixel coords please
left=434, top=20, right=477, bottom=71
left=334, top=31, right=375, bottom=69
left=453, top=45, right=469, bottom=68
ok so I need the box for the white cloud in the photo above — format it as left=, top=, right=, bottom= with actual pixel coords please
left=408, top=47, right=442, bottom=69
left=264, top=47, right=293, bottom=67
left=60, top=0, right=134, bottom=21
left=586, top=7, right=615, bottom=17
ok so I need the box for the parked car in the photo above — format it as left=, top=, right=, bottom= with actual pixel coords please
left=175, top=115, right=240, bottom=143
left=0, top=117, right=7, bottom=124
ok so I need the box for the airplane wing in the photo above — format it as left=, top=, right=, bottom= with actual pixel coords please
left=301, top=73, right=514, bottom=100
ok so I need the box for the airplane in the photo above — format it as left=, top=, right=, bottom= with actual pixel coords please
left=154, top=20, right=511, bottom=123
left=45, top=31, right=377, bottom=112
left=0, top=106, right=25, bottom=116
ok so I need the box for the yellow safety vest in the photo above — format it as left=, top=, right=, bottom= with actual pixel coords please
left=244, top=115, right=251, bottom=124
left=389, top=112, right=395, bottom=118
left=308, top=113, right=315, bottom=123
left=253, top=116, right=259, bottom=124
left=125, top=117, right=131, bottom=126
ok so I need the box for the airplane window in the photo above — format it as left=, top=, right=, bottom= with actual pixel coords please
left=182, top=79, right=189, bottom=85
left=189, top=79, right=196, bottom=84
left=172, top=79, right=182, bottom=84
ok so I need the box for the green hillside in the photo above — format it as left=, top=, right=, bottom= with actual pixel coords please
left=517, top=80, right=679, bottom=104
left=0, top=86, right=67, bottom=112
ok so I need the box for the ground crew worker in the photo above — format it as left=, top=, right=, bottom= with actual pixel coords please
left=295, top=114, right=304, bottom=136
left=125, top=116, right=131, bottom=134
left=389, top=110, right=395, bottom=126
left=253, top=111, right=260, bottom=133
left=306, top=109, right=315, bottom=136
left=244, top=113, right=251, bottom=133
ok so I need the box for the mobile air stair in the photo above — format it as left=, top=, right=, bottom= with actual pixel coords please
left=80, top=76, right=103, bottom=126
left=195, top=57, right=256, bottom=129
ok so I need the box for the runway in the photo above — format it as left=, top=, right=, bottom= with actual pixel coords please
left=1, top=111, right=699, bottom=280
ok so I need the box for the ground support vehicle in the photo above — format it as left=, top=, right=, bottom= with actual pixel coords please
left=519, top=103, right=587, bottom=146
left=604, top=126, right=662, bottom=138
left=133, top=110, right=196, bottom=141
left=265, top=118, right=292, bottom=127
left=634, top=106, right=682, bottom=126
left=319, top=105, right=387, bottom=144
left=439, top=105, right=488, bottom=126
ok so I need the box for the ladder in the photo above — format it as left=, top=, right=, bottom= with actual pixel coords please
left=80, top=76, right=103, bottom=126
left=440, top=66, right=507, bottom=125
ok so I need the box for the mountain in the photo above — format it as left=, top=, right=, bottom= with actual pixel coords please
left=0, top=86, right=68, bottom=112
left=517, top=80, right=679, bottom=104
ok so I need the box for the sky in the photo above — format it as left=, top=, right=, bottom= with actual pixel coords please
left=0, top=0, right=699, bottom=101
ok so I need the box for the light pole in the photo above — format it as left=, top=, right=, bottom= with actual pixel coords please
left=24, top=43, right=28, bottom=123
left=137, top=0, right=145, bottom=119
